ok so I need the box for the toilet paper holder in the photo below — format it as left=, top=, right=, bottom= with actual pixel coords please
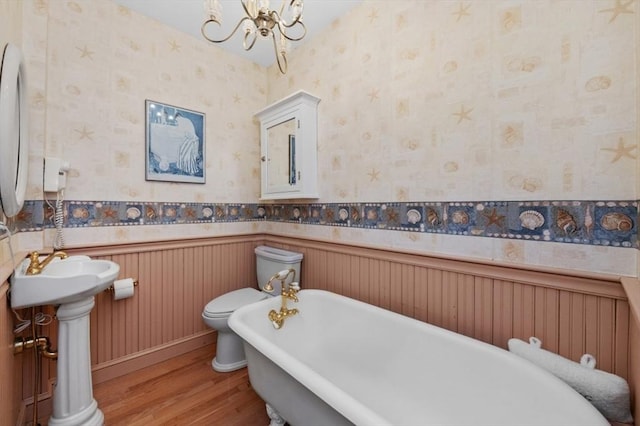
left=105, top=278, right=139, bottom=293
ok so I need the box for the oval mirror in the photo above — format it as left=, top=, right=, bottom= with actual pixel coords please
left=0, top=43, right=29, bottom=218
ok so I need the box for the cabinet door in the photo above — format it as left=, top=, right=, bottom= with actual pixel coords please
left=256, top=90, right=320, bottom=200
left=263, top=116, right=298, bottom=195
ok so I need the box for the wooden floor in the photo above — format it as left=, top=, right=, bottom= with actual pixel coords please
left=92, top=345, right=269, bottom=425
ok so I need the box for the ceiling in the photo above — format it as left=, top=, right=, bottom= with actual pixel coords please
left=112, top=0, right=363, bottom=67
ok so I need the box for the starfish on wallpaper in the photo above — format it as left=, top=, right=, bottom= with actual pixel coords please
left=483, top=208, right=505, bottom=227
left=453, top=104, right=473, bottom=124
left=453, top=2, right=471, bottom=22
left=34, top=0, right=47, bottom=14
left=599, top=0, right=634, bottom=23
left=233, top=94, right=241, bottom=103
left=116, top=5, right=132, bottom=16
left=368, top=88, right=379, bottom=102
left=76, top=45, right=94, bottom=60
left=368, top=8, right=379, bottom=24
left=601, top=138, right=637, bottom=163
left=233, top=152, right=241, bottom=160
left=169, top=40, right=181, bottom=52
left=74, top=125, right=94, bottom=141
left=368, top=168, right=380, bottom=182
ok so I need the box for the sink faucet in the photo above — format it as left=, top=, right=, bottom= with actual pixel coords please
left=26, top=251, right=68, bottom=275
left=264, top=268, right=299, bottom=329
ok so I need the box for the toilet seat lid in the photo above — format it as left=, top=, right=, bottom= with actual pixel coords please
left=203, top=288, right=267, bottom=316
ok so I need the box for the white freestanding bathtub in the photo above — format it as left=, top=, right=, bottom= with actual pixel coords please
left=229, top=289, right=609, bottom=426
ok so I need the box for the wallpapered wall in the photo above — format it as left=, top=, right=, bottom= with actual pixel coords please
left=264, top=0, right=639, bottom=275
left=1, top=0, right=639, bottom=276
left=270, top=0, right=637, bottom=201
left=1, top=0, right=266, bottom=258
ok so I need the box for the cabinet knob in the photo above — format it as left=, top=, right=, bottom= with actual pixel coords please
left=261, top=156, right=266, bottom=162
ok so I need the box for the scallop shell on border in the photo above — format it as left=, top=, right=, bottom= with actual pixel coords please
left=451, top=210, right=469, bottom=225
left=338, top=208, right=349, bottom=221
left=126, top=207, right=141, bottom=220
left=519, top=210, right=544, bottom=231
left=406, top=209, right=422, bottom=224
left=202, top=207, right=213, bottom=218
left=256, top=207, right=266, bottom=217
left=600, top=212, right=633, bottom=232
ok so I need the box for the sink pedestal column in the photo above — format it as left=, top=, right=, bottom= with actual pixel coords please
left=49, top=296, right=103, bottom=426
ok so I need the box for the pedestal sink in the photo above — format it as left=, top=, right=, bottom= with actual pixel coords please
left=11, top=254, right=120, bottom=426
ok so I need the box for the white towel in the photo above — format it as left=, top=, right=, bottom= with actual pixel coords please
left=508, top=337, right=633, bottom=424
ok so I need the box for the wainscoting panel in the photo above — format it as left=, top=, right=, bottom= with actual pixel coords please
left=622, top=277, right=640, bottom=418
left=83, top=237, right=261, bottom=369
left=7, top=234, right=638, bottom=424
left=266, top=236, right=631, bottom=380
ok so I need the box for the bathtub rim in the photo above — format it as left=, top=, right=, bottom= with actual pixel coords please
left=229, top=289, right=608, bottom=426
left=229, top=289, right=393, bottom=426
left=230, top=290, right=390, bottom=425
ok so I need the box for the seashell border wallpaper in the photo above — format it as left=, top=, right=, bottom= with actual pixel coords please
left=10, top=199, right=638, bottom=249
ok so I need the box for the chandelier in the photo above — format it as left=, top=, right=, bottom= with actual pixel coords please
left=202, top=0, right=306, bottom=74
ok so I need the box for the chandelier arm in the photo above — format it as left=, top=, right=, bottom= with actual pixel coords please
left=201, top=16, right=253, bottom=44
left=272, top=31, right=288, bottom=74
left=276, top=20, right=306, bottom=42
left=271, top=9, right=303, bottom=30
left=285, top=0, right=304, bottom=25
left=243, top=28, right=259, bottom=51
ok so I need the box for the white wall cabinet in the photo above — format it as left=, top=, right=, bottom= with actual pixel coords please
left=255, top=90, right=320, bottom=200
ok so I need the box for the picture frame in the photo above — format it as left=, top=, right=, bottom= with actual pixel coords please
left=145, top=100, right=205, bottom=183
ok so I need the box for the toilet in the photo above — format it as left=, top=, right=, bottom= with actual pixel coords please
left=202, top=245, right=303, bottom=372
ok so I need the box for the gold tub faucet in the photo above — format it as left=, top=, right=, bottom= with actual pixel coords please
left=26, top=251, right=68, bottom=275
left=264, top=268, right=300, bottom=329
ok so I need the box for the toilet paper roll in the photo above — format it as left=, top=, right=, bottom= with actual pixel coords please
left=112, top=278, right=135, bottom=300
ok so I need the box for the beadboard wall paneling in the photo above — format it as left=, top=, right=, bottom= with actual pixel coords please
left=264, top=236, right=631, bottom=380
left=11, top=235, right=262, bottom=422
left=9, top=234, right=637, bottom=423
left=630, top=316, right=640, bottom=419
left=82, top=236, right=261, bottom=369
left=621, top=277, right=640, bottom=417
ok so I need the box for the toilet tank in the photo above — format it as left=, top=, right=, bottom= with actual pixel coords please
left=255, top=245, right=303, bottom=295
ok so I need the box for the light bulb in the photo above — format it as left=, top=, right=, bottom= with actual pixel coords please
left=243, top=19, right=256, bottom=35
left=203, top=0, right=222, bottom=21
left=259, top=0, right=270, bottom=11
left=291, top=0, right=303, bottom=19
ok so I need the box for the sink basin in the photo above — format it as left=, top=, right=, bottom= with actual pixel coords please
left=10, top=255, right=120, bottom=308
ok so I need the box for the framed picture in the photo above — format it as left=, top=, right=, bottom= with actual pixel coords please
left=145, top=100, right=205, bottom=183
